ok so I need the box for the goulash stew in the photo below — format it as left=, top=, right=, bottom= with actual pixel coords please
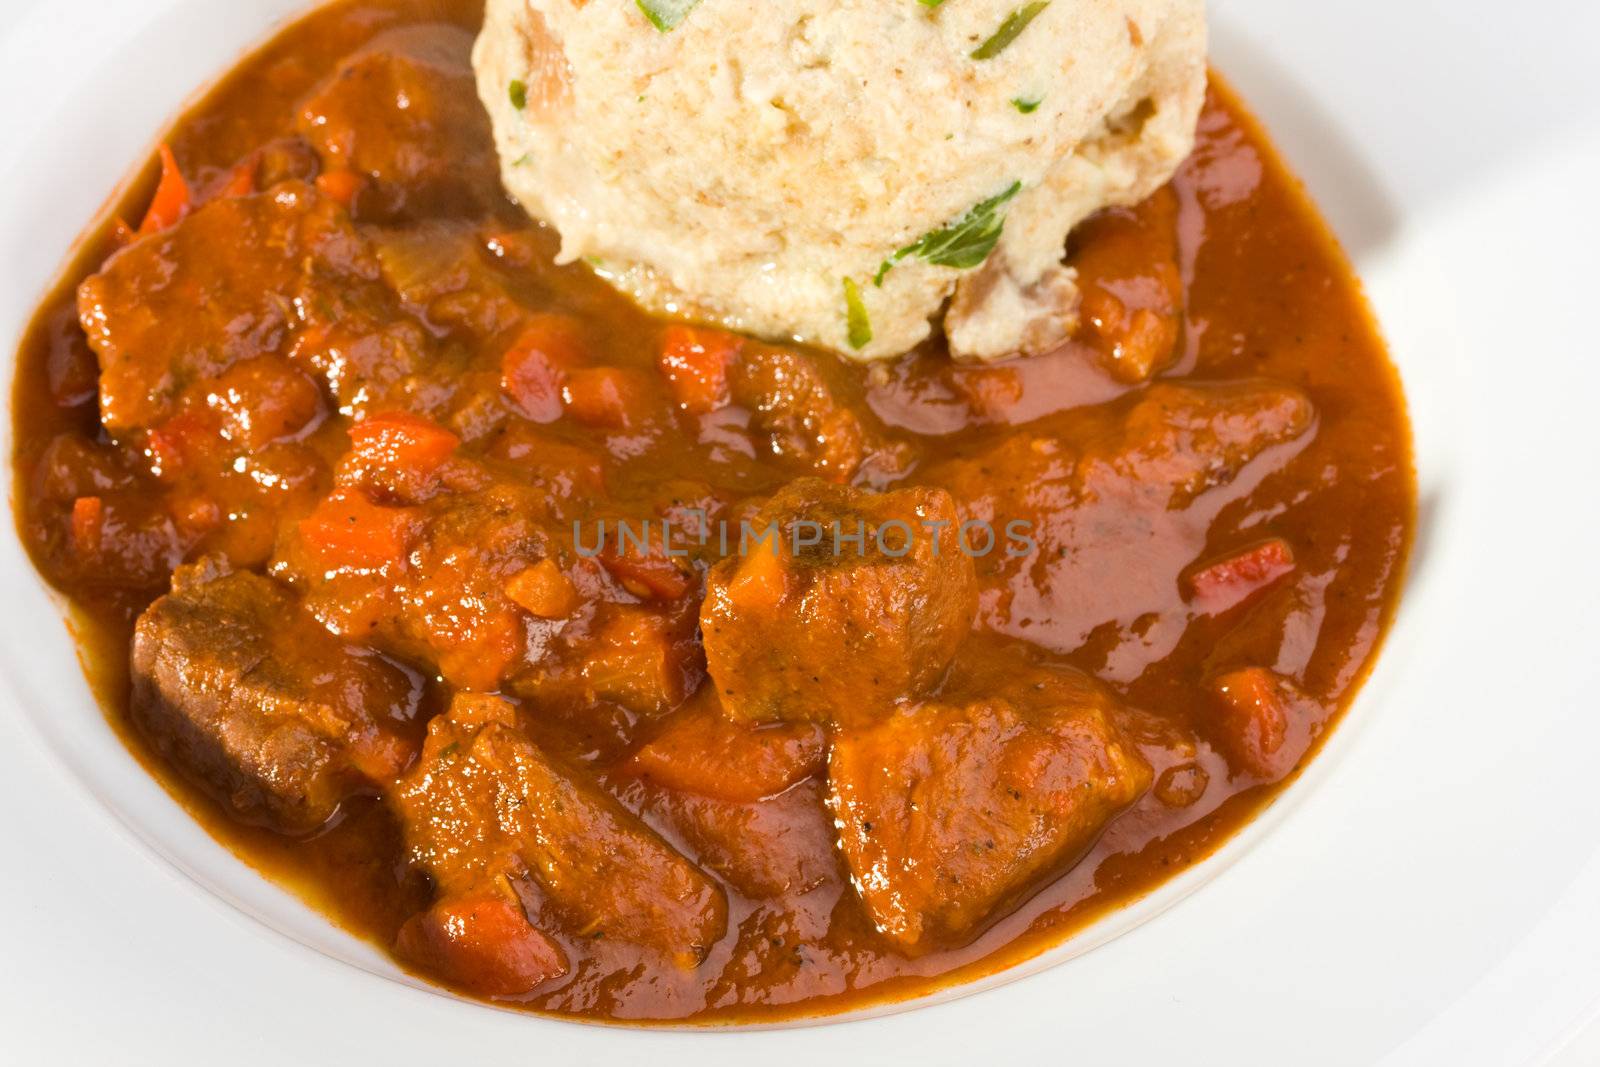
left=11, top=0, right=1412, bottom=1023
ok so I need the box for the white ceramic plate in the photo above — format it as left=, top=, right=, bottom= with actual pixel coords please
left=3, top=1, right=1598, bottom=1063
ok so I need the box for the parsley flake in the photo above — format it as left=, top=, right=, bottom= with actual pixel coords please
left=972, top=2, right=1050, bottom=60
left=844, top=278, right=873, bottom=350
left=636, top=0, right=703, bottom=32
left=875, top=181, right=1022, bottom=285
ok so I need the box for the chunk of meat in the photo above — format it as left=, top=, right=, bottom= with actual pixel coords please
left=78, top=183, right=384, bottom=434
left=624, top=688, right=826, bottom=802
left=131, top=562, right=419, bottom=834
left=299, top=26, right=498, bottom=220
left=729, top=344, right=911, bottom=484
left=278, top=463, right=702, bottom=707
left=287, top=317, right=440, bottom=422
left=370, top=221, right=528, bottom=342
left=206, top=137, right=320, bottom=201
left=1069, top=186, right=1185, bottom=383
left=929, top=382, right=1314, bottom=661
left=944, top=260, right=1081, bottom=364
left=827, top=661, right=1151, bottom=947
left=278, top=481, right=558, bottom=691
left=27, top=435, right=186, bottom=591
left=395, top=695, right=726, bottom=965
left=701, top=478, right=977, bottom=727
left=569, top=602, right=705, bottom=716
left=1101, top=382, right=1314, bottom=506
left=198, top=357, right=327, bottom=452
left=641, top=779, right=843, bottom=900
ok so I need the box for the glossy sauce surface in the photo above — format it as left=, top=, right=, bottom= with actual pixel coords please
left=9, top=0, right=1412, bottom=1023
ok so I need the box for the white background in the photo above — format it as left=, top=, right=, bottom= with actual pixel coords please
left=3, top=1, right=1599, bottom=1064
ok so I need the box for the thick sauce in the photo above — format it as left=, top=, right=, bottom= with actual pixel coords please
left=9, top=0, right=1412, bottom=1024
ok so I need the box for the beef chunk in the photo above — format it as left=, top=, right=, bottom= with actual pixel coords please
left=701, top=478, right=977, bottom=727
left=395, top=695, right=726, bottom=966
left=930, top=381, right=1314, bottom=656
left=1094, top=381, right=1313, bottom=505
left=278, top=463, right=705, bottom=708
left=369, top=221, right=527, bottom=343
left=283, top=479, right=560, bottom=691
left=298, top=26, right=498, bottom=220
left=827, top=657, right=1151, bottom=947
left=1068, top=185, right=1185, bottom=383
left=729, top=345, right=910, bottom=483
left=641, top=778, right=843, bottom=900
left=287, top=317, right=440, bottom=422
left=131, top=562, right=419, bottom=834
left=78, top=183, right=385, bottom=434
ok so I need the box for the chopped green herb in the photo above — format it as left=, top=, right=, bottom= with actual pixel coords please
left=918, top=0, right=949, bottom=7
left=1012, top=96, right=1042, bottom=114
left=511, top=152, right=533, bottom=166
left=508, top=79, right=528, bottom=110
left=636, top=0, right=703, bottom=32
left=971, top=2, right=1050, bottom=60
left=875, top=181, right=1022, bottom=285
left=844, top=278, right=872, bottom=350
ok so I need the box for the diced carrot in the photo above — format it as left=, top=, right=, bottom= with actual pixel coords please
left=314, top=167, right=365, bottom=210
left=1209, top=667, right=1303, bottom=779
left=139, top=143, right=192, bottom=235
left=349, top=411, right=460, bottom=479
left=626, top=691, right=825, bottom=802
left=482, top=228, right=538, bottom=268
left=298, top=488, right=416, bottom=570
left=396, top=893, right=567, bottom=998
left=69, top=497, right=104, bottom=555
left=563, top=366, right=650, bottom=429
left=505, top=559, right=579, bottom=619
left=1186, top=537, right=1296, bottom=612
left=219, top=157, right=257, bottom=199
left=657, top=325, right=742, bottom=414
left=143, top=411, right=214, bottom=479
left=501, top=314, right=588, bottom=422
left=599, top=550, right=694, bottom=601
